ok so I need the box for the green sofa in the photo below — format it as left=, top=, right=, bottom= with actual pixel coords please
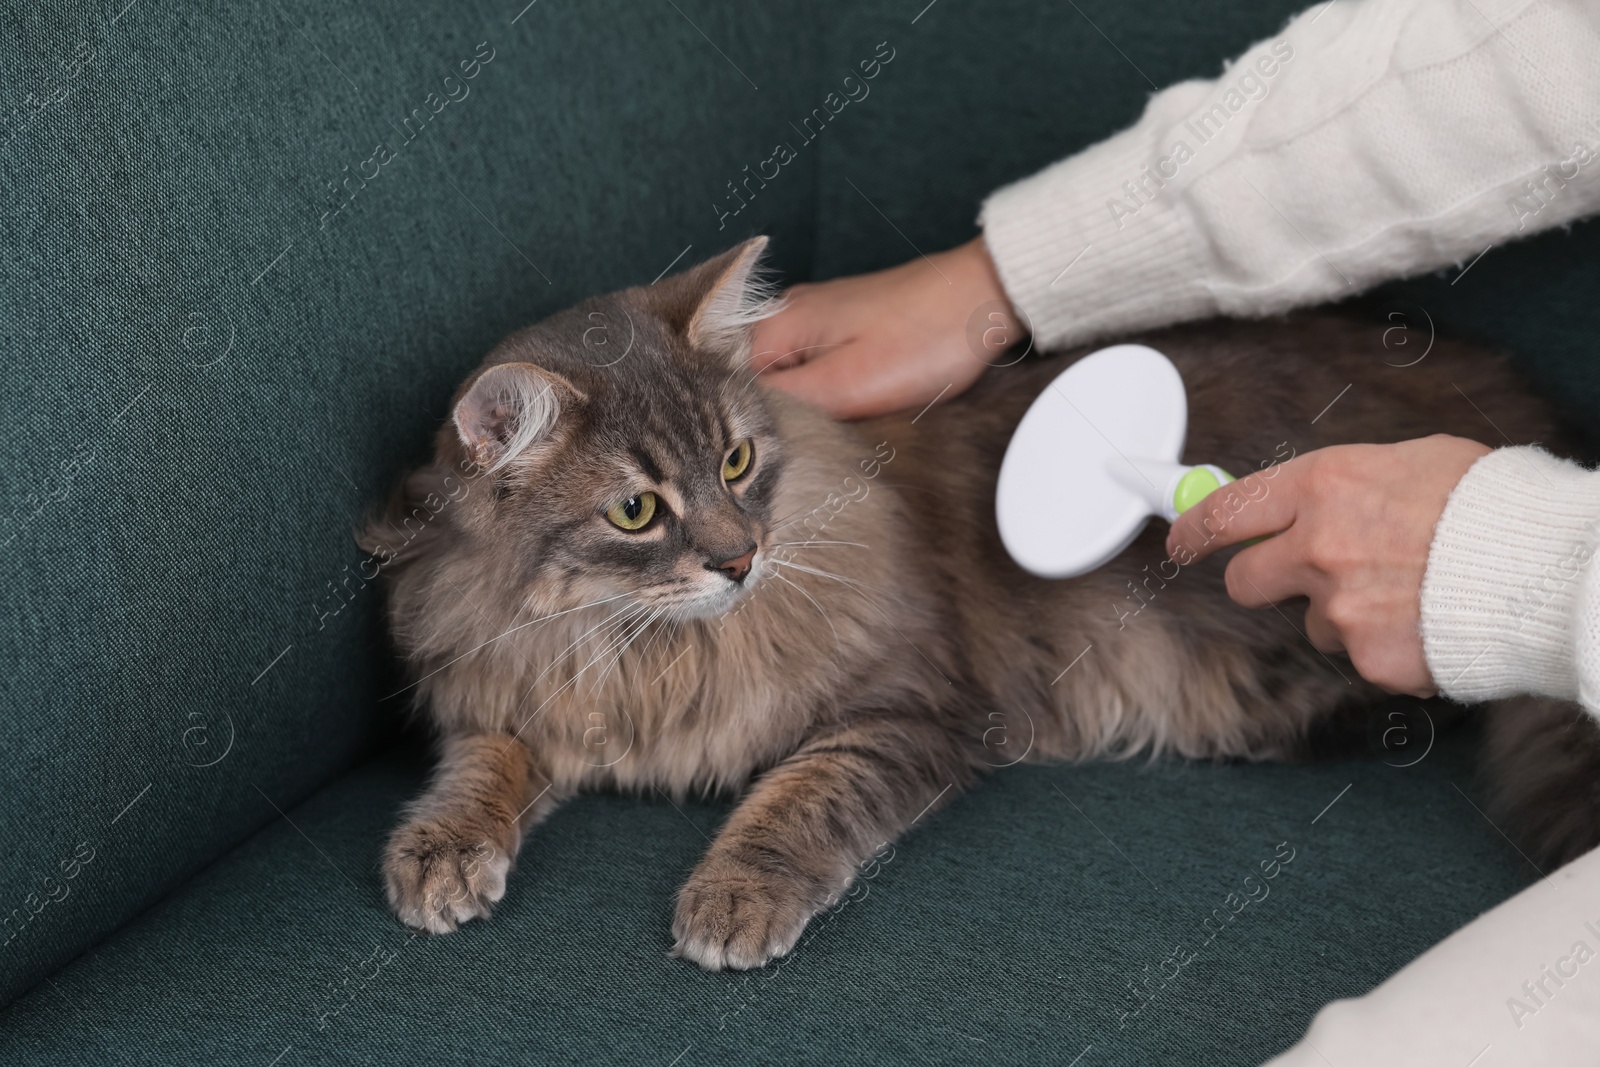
left=3, top=1, right=1596, bottom=1063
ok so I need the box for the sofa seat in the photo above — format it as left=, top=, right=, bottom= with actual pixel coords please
left=0, top=727, right=1528, bottom=1066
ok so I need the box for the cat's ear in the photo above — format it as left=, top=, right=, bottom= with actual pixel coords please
left=676, top=236, right=779, bottom=365
left=452, top=361, right=584, bottom=472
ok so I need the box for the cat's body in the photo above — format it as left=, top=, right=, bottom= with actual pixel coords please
left=364, top=240, right=1599, bottom=970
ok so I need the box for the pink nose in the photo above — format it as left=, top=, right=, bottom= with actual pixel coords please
left=711, top=547, right=756, bottom=583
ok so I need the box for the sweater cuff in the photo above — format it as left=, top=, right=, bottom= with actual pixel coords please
left=1420, top=446, right=1600, bottom=704
left=978, top=123, right=1218, bottom=351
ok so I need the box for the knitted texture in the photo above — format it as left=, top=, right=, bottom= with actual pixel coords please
left=979, top=0, right=1600, bottom=350
left=1421, top=446, right=1600, bottom=707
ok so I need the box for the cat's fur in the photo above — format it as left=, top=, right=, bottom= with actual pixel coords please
left=361, top=238, right=1599, bottom=970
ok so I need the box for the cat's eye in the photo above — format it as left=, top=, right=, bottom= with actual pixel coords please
left=722, top=439, right=754, bottom=482
left=606, top=492, right=657, bottom=531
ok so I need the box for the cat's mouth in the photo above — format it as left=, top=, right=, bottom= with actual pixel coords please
left=645, top=552, right=765, bottom=622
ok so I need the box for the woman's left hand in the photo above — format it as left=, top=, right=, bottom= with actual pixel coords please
left=1164, top=435, right=1491, bottom=696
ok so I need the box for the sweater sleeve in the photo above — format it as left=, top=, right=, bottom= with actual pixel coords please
left=978, top=0, right=1600, bottom=350
left=1262, top=841, right=1600, bottom=1066
left=1420, top=446, right=1600, bottom=714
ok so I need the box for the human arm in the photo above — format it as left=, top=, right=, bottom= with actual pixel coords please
left=1164, top=440, right=1600, bottom=713
left=1263, top=841, right=1600, bottom=1066
left=1418, top=445, right=1600, bottom=710
left=980, top=0, right=1600, bottom=351
left=756, top=0, right=1600, bottom=417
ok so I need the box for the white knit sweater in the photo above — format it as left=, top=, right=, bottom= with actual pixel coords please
left=979, top=0, right=1600, bottom=717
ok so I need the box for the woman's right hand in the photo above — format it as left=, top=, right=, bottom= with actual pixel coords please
left=749, top=236, right=1026, bottom=420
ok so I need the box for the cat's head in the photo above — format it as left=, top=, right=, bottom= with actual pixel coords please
left=388, top=238, right=792, bottom=623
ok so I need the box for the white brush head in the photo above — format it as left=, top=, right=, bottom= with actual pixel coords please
left=996, top=344, right=1188, bottom=579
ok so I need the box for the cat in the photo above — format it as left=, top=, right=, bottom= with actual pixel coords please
left=360, top=237, right=1599, bottom=971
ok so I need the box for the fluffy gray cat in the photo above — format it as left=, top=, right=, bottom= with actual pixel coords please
left=360, top=238, right=1594, bottom=970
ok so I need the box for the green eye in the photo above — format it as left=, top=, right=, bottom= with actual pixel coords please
left=722, top=439, right=754, bottom=482
left=606, top=492, right=657, bottom=531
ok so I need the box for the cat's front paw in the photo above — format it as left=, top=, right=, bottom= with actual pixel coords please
left=671, top=855, right=819, bottom=971
left=383, top=819, right=512, bottom=935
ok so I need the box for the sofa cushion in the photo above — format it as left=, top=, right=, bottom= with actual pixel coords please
left=0, top=724, right=1530, bottom=1066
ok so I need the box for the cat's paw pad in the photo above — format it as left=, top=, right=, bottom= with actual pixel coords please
left=382, top=820, right=512, bottom=935
left=671, top=857, right=815, bottom=971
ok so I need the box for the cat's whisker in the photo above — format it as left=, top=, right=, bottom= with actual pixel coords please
left=771, top=558, right=903, bottom=621
left=574, top=603, right=656, bottom=677
left=511, top=605, right=651, bottom=739
left=592, top=604, right=656, bottom=676
left=488, top=590, right=639, bottom=647
left=508, top=602, right=647, bottom=723
left=773, top=572, right=839, bottom=647
left=554, top=599, right=656, bottom=695
left=381, top=590, right=635, bottom=700
left=636, top=603, right=679, bottom=664
left=770, top=559, right=953, bottom=684
left=554, top=610, right=657, bottom=720
left=599, top=606, right=664, bottom=689
left=542, top=602, right=646, bottom=681
left=769, top=558, right=868, bottom=590
left=768, top=540, right=871, bottom=550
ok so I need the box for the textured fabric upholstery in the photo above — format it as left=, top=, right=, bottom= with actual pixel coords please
left=3, top=0, right=1596, bottom=1061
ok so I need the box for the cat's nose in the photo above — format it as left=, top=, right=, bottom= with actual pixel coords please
left=709, top=546, right=757, bottom=584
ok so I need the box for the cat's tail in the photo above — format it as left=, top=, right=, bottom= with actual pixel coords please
left=1480, top=694, right=1600, bottom=870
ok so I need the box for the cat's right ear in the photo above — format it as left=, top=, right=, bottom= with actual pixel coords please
left=684, top=236, right=775, bottom=361
left=648, top=236, right=778, bottom=370
left=453, top=361, right=584, bottom=473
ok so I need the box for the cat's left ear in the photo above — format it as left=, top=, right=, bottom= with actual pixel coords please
left=673, top=236, right=778, bottom=367
left=452, top=361, right=585, bottom=473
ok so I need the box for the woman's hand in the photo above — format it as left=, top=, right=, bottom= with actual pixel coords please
left=749, top=237, right=1024, bottom=419
left=1164, top=436, right=1491, bottom=696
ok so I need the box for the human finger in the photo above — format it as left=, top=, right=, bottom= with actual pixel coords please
left=1165, top=462, right=1304, bottom=563
left=758, top=346, right=913, bottom=419
left=1220, top=533, right=1315, bottom=609
left=1300, top=600, right=1348, bottom=655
